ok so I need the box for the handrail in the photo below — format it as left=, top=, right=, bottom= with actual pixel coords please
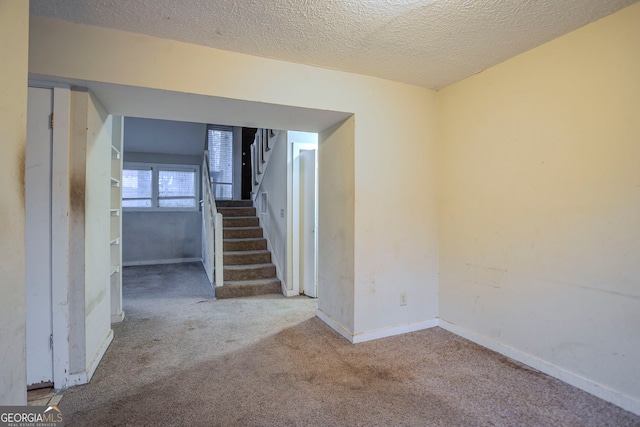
left=202, top=150, right=224, bottom=288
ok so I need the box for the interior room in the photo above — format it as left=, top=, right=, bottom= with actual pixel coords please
left=1, top=0, right=638, bottom=424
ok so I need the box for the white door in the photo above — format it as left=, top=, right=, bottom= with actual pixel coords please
left=300, top=149, right=318, bottom=298
left=26, top=87, right=54, bottom=388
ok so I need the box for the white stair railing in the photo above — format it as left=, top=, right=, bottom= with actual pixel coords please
left=202, top=151, right=224, bottom=288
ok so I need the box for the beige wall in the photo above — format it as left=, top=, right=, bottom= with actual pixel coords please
left=68, top=90, right=114, bottom=378
left=84, top=93, right=113, bottom=370
left=318, top=118, right=356, bottom=332
left=438, top=3, right=640, bottom=411
left=29, top=16, right=440, bottom=338
left=0, top=0, right=29, bottom=405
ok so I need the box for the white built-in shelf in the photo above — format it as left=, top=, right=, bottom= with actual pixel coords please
left=110, top=237, right=120, bottom=246
left=111, top=177, right=120, bottom=187
left=111, top=145, right=121, bottom=160
left=110, top=265, right=120, bottom=276
left=110, top=209, right=120, bottom=217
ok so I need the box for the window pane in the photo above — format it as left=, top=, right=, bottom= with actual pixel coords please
left=122, top=169, right=152, bottom=199
left=159, top=170, right=195, bottom=198
left=213, top=183, right=232, bottom=200
left=208, top=126, right=233, bottom=188
left=158, top=198, right=196, bottom=208
left=122, top=199, right=152, bottom=208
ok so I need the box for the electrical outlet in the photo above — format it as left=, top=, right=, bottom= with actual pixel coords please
left=400, top=292, right=407, bottom=306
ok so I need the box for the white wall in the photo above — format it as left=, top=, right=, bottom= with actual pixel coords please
left=29, top=17, right=440, bottom=341
left=253, top=130, right=288, bottom=288
left=0, top=0, right=28, bottom=405
left=124, top=117, right=206, bottom=155
left=317, top=118, right=356, bottom=335
left=438, top=3, right=640, bottom=414
left=67, top=89, right=114, bottom=381
left=122, top=211, right=202, bottom=265
left=84, top=92, right=114, bottom=371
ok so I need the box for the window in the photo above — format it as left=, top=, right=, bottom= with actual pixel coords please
left=123, top=163, right=199, bottom=211
left=207, top=125, right=233, bottom=200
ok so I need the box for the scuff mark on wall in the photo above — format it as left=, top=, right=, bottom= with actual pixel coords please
left=18, top=140, right=26, bottom=210
left=70, top=172, right=86, bottom=216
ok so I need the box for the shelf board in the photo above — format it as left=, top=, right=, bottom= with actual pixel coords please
left=110, top=237, right=120, bottom=245
left=111, top=177, right=120, bottom=187
left=110, top=209, right=120, bottom=217
left=111, top=145, right=121, bottom=160
left=110, top=265, right=120, bottom=276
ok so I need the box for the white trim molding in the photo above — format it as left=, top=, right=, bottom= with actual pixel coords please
left=438, top=320, right=640, bottom=416
left=123, top=257, right=201, bottom=267
left=316, top=309, right=439, bottom=344
left=316, top=309, right=355, bottom=343
left=352, top=318, right=439, bottom=344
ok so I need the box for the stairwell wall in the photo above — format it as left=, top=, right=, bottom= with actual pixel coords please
left=253, top=130, right=288, bottom=291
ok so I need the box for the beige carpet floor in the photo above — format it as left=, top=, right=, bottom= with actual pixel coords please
left=59, top=263, right=640, bottom=426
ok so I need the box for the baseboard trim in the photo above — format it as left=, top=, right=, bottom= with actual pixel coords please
left=123, top=258, right=201, bottom=267
left=111, top=311, right=125, bottom=323
left=352, top=318, right=439, bottom=344
left=62, top=329, right=114, bottom=389
left=316, top=309, right=355, bottom=342
left=438, top=320, right=640, bottom=416
left=316, top=310, right=440, bottom=344
left=86, top=329, right=114, bottom=382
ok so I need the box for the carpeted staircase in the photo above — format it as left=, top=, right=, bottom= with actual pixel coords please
left=215, top=200, right=281, bottom=299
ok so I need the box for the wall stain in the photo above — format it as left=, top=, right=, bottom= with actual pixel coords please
left=18, top=141, right=26, bottom=209
left=70, top=173, right=86, bottom=215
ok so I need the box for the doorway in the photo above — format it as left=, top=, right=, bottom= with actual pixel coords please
left=290, top=133, right=319, bottom=298
left=25, top=86, right=54, bottom=389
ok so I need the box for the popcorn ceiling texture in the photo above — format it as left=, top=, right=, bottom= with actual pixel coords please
left=30, top=0, right=637, bottom=89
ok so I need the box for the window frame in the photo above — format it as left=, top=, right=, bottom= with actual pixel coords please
left=122, top=162, right=200, bottom=212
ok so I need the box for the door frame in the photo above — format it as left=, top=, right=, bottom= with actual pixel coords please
left=29, top=83, right=74, bottom=389
left=26, top=86, right=54, bottom=388
left=286, top=133, right=318, bottom=296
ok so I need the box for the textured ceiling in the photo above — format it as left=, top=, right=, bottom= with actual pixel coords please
left=30, top=0, right=637, bottom=90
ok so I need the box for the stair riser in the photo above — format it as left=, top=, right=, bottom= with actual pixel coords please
left=215, top=281, right=281, bottom=299
left=224, top=239, right=267, bottom=251
left=223, top=228, right=263, bottom=239
left=224, top=252, right=271, bottom=265
left=223, top=217, right=259, bottom=228
left=218, top=207, right=256, bottom=217
left=216, top=201, right=253, bottom=208
left=224, top=265, right=276, bottom=281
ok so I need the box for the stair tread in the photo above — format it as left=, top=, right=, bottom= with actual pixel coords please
left=225, top=250, right=270, bottom=255
left=223, top=226, right=262, bottom=230
left=224, top=263, right=275, bottom=270
left=222, top=216, right=259, bottom=219
left=223, top=237, right=266, bottom=242
left=223, top=278, right=281, bottom=286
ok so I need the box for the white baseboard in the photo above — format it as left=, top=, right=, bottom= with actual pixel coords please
left=438, top=320, right=640, bottom=416
left=352, top=318, right=440, bottom=344
left=256, top=210, right=288, bottom=295
left=316, top=310, right=439, bottom=344
left=62, top=329, right=114, bottom=389
left=123, top=257, right=201, bottom=267
left=86, top=329, right=114, bottom=382
left=316, top=309, right=355, bottom=342
left=111, top=311, right=125, bottom=323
